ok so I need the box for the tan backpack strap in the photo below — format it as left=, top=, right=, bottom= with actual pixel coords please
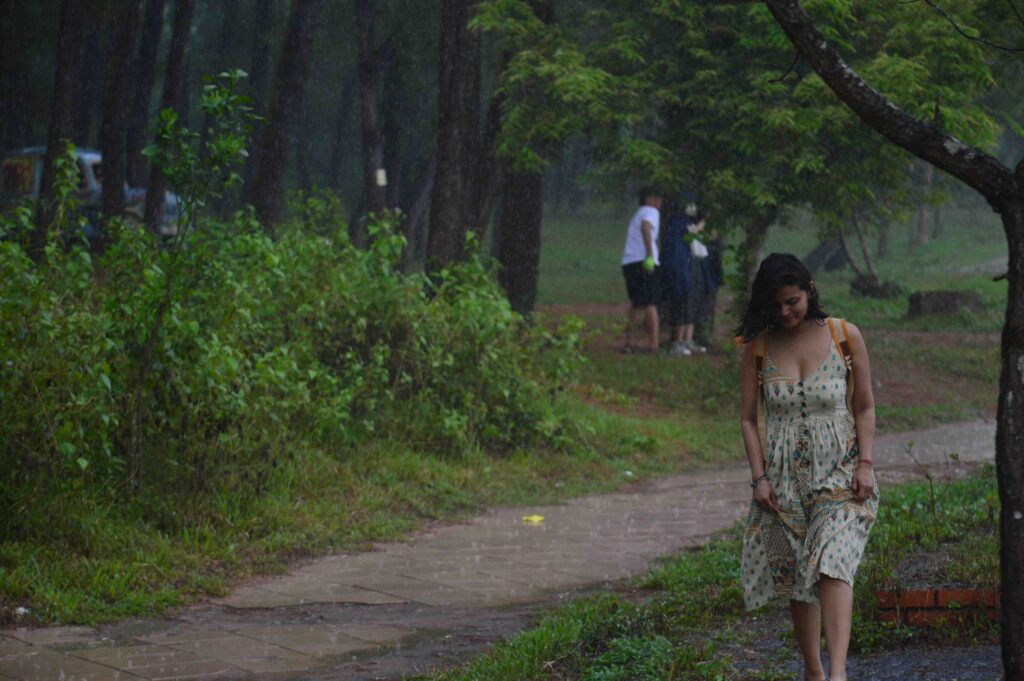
left=754, top=334, right=766, bottom=376
left=828, top=318, right=853, bottom=371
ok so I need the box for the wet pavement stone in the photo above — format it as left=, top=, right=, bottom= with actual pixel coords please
left=0, top=420, right=998, bottom=680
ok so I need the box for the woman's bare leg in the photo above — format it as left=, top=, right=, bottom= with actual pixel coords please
left=790, top=599, right=825, bottom=680
left=820, top=576, right=853, bottom=681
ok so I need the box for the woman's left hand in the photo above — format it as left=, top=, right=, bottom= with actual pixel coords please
left=852, top=464, right=874, bottom=501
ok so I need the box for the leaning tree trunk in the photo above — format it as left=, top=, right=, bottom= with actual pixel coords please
left=834, top=221, right=866, bottom=279
left=850, top=209, right=878, bottom=278
left=33, top=0, right=85, bottom=261
left=425, top=0, right=481, bottom=271
left=143, top=0, right=195, bottom=233
left=125, top=0, right=166, bottom=187
left=251, top=0, right=324, bottom=232
left=495, top=170, right=543, bottom=314
left=761, top=1, right=1024, bottom=674
left=99, top=0, right=141, bottom=223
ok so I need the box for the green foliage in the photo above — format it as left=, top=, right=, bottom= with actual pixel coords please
left=0, top=72, right=583, bottom=553
left=854, top=465, right=1000, bottom=649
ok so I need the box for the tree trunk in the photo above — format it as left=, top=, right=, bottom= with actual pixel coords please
left=383, top=55, right=403, bottom=211
left=495, top=170, right=543, bottom=314
left=912, top=162, right=934, bottom=248
left=99, top=0, right=142, bottom=223
left=850, top=209, right=877, bottom=278
left=33, top=0, right=85, bottom=261
left=735, top=209, right=777, bottom=312
left=761, top=1, right=1023, bottom=674
left=425, top=0, right=481, bottom=271
left=328, top=73, right=360, bottom=193
left=242, top=0, right=275, bottom=196
left=876, top=221, right=890, bottom=259
left=356, top=0, right=387, bottom=226
left=143, top=0, right=195, bottom=233
left=72, top=29, right=103, bottom=146
left=998, top=199, right=1024, bottom=678
left=401, top=153, right=437, bottom=271
left=834, top=221, right=866, bottom=279
left=125, top=0, right=166, bottom=187
left=251, top=0, right=324, bottom=233
left=469, top=74, right=507, bottom=239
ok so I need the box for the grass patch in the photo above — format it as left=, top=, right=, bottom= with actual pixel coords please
left=0, top=392, right=714, bottom=625
left=417, top=468, right=999, bottom=680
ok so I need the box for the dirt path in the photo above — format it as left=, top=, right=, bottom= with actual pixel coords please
left=0, top=421, right=997, bottom=681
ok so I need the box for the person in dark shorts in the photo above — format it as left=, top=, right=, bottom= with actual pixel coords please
left=621, top=188, right=663, bottom=352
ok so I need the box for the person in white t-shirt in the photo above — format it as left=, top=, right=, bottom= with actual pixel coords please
left=620, top=188, right=663, bottom=352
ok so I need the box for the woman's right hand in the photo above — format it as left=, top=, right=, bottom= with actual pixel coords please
left=753, top=478, right=781, bottom=513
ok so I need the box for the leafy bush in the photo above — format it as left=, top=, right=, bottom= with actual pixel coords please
left=0, top=77, right=583, bottom=546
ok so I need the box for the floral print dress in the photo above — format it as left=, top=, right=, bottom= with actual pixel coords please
left=742, top=338, right=878, bottom=609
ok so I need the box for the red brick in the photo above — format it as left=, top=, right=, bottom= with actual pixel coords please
left=979, top=589, right=999, bottom=608
left=936, top=588, right=980, bottom=607
left=897, top=589, right=935, bottom=608
left=877, top=610, right=901, bottom=624
left=875, top=590, right=898, bottom=609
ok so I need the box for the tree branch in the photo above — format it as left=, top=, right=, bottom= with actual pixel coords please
left=1009, top=0, right=1024, bottom=32
left=919, top=0, right=1024, bottom=52
left=762, top=0, right=1016, bottom=204
left=768, top=51, right=801, bottom=83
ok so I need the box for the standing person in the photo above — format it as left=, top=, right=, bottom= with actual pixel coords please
left=660, top=199, right=693, bottom=355
left=694, top=226, right=725, bottom=350
left=737, top=253, right=878, bottom=681
left=664, top=201, right=708, bottom=355
left=620, top=188, right=662, bottom=353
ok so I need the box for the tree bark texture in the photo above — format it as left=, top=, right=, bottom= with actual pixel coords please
left=998, top=199, right=1024, bottom=678
left=99, top=0, right=142, bottom=222
left=737, top=209, right=777, bottom=310
left=850, top=209, right=877, bottom=278
left=72, top=29, right=102, bottom=145
left=144, top=0, right=195, bottom=233
left=761, top=0, right=1023, bottom=674
left=356, top=0, right=387, bottom=221
left=401, top=153, right=437, bottom=271
left=251, top=0, right=324, bottom=232
left=328, top=72, right=359, bottom=192
left=426, top=0, right=481, bottom=271
left=33, top=0, right=85, bottom=261
left=242, top=0, right=275, bottom=194
left=834, top=221, right=866, bottom=279
left=495, top=170, right=543, bottom=314
left=125, top=0, right=167, bottom=187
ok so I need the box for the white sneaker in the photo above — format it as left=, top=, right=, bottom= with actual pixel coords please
left=669, top=341, right=692, bottom=356
left=686, top=341, right=707, bottom=354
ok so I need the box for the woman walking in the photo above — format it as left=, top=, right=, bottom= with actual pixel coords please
left=737, top=253, right=878, bottom=681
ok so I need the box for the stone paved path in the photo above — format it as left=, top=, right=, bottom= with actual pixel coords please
left=0, top=420, right=996, bottom=681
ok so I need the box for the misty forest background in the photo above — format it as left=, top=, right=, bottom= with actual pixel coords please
left=1, top=2, right=1023, bottom=669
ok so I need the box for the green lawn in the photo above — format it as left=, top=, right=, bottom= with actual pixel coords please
left=539, top=203, right=1007, bottom=333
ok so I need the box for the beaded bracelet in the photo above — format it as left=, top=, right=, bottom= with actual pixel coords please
left=858, top=459, right=874, bottom=467
left=750, top=472, right=770, bottom=488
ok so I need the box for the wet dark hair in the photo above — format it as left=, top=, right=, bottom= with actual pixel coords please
left=735, top=253, right=828, bottom=342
